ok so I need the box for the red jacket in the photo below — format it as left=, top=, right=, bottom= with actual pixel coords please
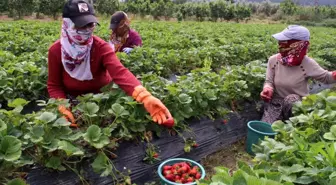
left=47, top=36, right=141, bottom=99
left=119, top=29, right=143, bottom=51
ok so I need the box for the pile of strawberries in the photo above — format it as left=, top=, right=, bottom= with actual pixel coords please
left=162, top=161, right=202, bottom=183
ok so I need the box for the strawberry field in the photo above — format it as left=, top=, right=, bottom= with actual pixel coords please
left=0, top=19, right=336, bottom=185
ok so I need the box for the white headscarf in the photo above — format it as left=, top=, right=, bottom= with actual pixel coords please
left=60, top=18, right=94, bottom=81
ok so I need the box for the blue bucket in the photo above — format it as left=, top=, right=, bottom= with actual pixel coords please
left=157, top=158, right=206, bottom=185
left=246, top=121, right=277, bottom=155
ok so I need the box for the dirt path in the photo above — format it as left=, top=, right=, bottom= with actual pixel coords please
left=201, top=138, right=253, bottom=177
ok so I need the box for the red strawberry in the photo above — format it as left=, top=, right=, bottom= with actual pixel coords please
left=153, top=153, right=159, bottom=158
left=192, top=143, right=199, bottom=148
left=163, top=165, right=172, bottom=171
left=189, top=168, right=197, bottom=176
left=222, top=119, right=228, bottom=124
left=162, top=118, right=174, bottom=128
left=172, top=163, right=181, bottom=169
left=165, top=174, right=175, bottom=181
left=187, top=177, right=194, bottom=183
left=178, top=166, right=188, bottom=174
left=195, top=173, right=201, bottom=179
left=175, top=175, right=181, bottom=180
left=163, top=170, right=172, bottom=176
left=171, top=169, right=178, bottom=175
left=181, top=173, right=189, bottom=179
left=193, top=166, right=200, bottom=171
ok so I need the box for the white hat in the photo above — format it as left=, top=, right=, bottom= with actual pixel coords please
left=272, top=25, right=310, bottom=41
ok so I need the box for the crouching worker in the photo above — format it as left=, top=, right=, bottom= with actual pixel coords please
left=260, top=25, right=336, bottom=124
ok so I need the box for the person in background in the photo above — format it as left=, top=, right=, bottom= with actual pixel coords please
left=109, top=11, right=142, bottom=54
left=260, top=25, right=336, bottom=124
left=48, top=0, right=172, bottom=127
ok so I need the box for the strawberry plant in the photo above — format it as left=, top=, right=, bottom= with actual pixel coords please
left=252, top=90, right=336, bottom=185
left=198, top=164, right=294, bottom=185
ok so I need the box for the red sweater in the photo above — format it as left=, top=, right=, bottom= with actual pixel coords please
left=47, top=36, right=141, bottom=99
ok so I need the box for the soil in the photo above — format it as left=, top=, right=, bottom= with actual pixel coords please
left=200, top=138, right=253, bottom=178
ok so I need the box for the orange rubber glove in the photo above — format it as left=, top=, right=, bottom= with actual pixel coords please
left=260, top=86, right=274, bottom=102
left=58, top=105, right=78, bottom=128
left=132, top=86, right=173, bottom=125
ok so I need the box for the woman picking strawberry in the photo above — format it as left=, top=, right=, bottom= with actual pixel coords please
left=108, top=11, right=142, bottom=54
left=260, top=25, right=336, bottom=124
left=47, top=0, right=172, bottom=127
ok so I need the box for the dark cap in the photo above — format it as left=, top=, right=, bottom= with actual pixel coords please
left=63, top=0, right=98, bottom=28
left=110, top=11, right=128, bottom=30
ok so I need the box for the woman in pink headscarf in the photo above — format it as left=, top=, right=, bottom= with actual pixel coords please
left=260, top=25, right=336, bottom=124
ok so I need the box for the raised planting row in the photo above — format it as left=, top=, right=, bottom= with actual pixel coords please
left=0, top=60, right=267, bottom=184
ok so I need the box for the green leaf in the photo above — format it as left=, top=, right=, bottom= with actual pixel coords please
left=53, top=117, right=71, bottom=127
left=92, top=136, right=110, bottom=149
left=37, top=112, right=57, bottom=123
left=84, top=125, right=102, bottom=142
left=0, top=119, right=7, bottom=132
left=91, top=152, right=112, bottom=177
left=84, top=125, right=110, bottom=149
left=329, top=172, right=336, bottom=179
left=46, top=156, right=66, bottom=171
left=8, top=98, right=28, bottom=108
left=78, top=102, right=99, bottom=117
left=324, top=133, right=336, bottom=141
left=178, top=94, right=192, bottom=104
left=265, top=172, right=282, bottom=182
left=64, top=132, right=83, bottom=141
left=0, top=136, right=22, bottom=161
left=214, top=166, right=230, bottom=174
left=232, top=170, right=247, bottom=185
left=238, top=161, right=255, bottom=176
left=328, top=178, right=336, bottom=185
left=32, top=125, right=44, bottom=137
left=31, top=125, right=44, bottom=143
left=42, top=139, right=59, bottom=152
left=326, top=96, right=336, bottom=104
left=6, top=178, right=28, bottom=185
left=58, top=141, right=84, bottom=156
left=330, top=125, right=336, bottom=135
left=294, top=176, right=314, bottom=184
left=108, top=103, right=129, bottom=117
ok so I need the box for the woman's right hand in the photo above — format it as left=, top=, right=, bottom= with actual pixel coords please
left=58, top=105, right=78, bottom=127
left=260, top=86, right=274, bottom=102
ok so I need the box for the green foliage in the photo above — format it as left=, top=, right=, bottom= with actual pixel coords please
left=252, top=90, right=336, bottom=185
left=96, top=0, right=120, bottom=15
left=280, top=0, right=297, bottom=15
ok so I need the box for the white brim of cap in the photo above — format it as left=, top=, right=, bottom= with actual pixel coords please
left=272, top=32, right=291, bottom=41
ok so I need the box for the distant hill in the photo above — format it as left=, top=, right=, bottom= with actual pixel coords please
left=185, top=0, right=336, bottom=5
left=244, top=0, right=335, bottom=5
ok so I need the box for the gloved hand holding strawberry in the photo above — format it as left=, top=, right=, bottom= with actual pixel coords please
left=260, top=86, right=274, bottom=102
left=132, top=86, right=174, bottom=127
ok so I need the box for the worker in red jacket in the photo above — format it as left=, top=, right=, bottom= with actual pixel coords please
left=109, top=11, right=142, bottom=54
left=47, top=0, right=172, bottom=127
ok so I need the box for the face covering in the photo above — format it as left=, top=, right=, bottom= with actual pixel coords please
left=277, top=40, right=310, bottom=67
left=60, top=18, right=95, bottom=81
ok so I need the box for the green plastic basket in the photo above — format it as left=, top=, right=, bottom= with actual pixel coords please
left=157, top=158, right=206, bottom=185
left=246, top=121, right=277, bottom=155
